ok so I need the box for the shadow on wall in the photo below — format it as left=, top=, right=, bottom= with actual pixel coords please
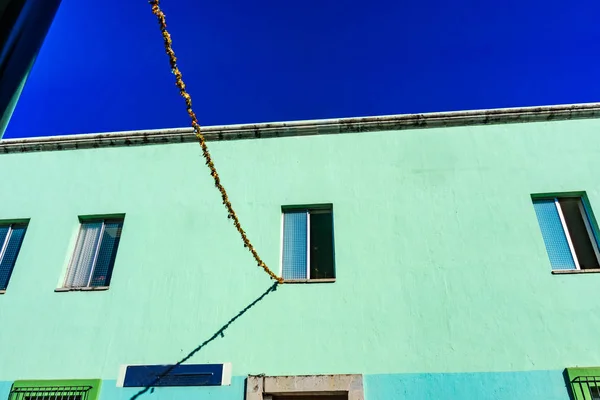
left=563, top=369, right=574, bottom=400
left=129, top=281, right=280, bottom=400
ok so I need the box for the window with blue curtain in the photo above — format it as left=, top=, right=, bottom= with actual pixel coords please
left=532, top=196, right=600, bottom=271
left=281, top=206, right=335, bottom=281
left=0, top=222, right=28, bottom=290
left=64, top=217, right=124, bottom=288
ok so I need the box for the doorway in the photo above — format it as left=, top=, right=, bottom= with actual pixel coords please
left=272, top=395, right=347, bottom=400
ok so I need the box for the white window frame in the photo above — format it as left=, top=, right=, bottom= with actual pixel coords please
left=578, top=200, right=600, bottom=263
left=247, top=374, right=363, bottom=400
left=279, top=207, right=334, bottom=282
left=0, top=224, right=15, bottom=266
left=547, top=197, right=600, bottom=270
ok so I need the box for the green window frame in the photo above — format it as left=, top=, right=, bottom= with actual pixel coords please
left=567, top=367, right=600, bottom=400
left=8, top=379, right=101, bottom=400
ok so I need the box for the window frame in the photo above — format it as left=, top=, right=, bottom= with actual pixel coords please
left=247, top=374, right=363, bottom=400
left=532, top=193, right=600, bottom=272
left=8, top=379, right=101, bottom=400
left=57, top=215, right=124, bottom=291
left=566, top=367, right=600, bottom=400
left=0, top=219, right=28, bottom=293
left=279, top=204, right=335, bottom=283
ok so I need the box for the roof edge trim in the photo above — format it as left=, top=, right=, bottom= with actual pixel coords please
left=2, top=102, right=600, bottom=153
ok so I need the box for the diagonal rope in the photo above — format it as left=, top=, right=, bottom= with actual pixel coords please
left=149, top=0, right=283, bottom=283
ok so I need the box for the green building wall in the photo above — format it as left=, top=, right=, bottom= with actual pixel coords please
left=1, top=117, right=600, bottom=399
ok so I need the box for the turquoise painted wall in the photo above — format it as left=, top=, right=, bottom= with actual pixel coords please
left=364, top=371, right=570, bottom=399
left=1, top=118, right=600, bottom=398
left=0, top=372, right=572, bottom=400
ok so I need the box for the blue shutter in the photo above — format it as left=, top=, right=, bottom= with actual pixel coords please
left=533, top=199, right=576, bottom=270
left=282, top=211, right=308, bottom=280
left=0, top=225, right=27, bottom=290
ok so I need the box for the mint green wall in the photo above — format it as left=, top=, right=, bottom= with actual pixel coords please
left=1, top=119, right=600, bottom=385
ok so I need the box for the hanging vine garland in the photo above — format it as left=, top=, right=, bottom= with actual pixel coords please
left=149, top=0, right=283, bottom=283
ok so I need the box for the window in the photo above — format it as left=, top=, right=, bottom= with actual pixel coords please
left=13, top=388, right=86, bottom=400
left=63, top=217, right=124, bottom=289
left=8, top=380, right=101, bottom=400
left=532, top=195, right=600, bottom=271
left=0, top=222, right=28, bottom=291
left=566, top=367, right=600, bottom=400
left=281, top=205, right=335, bottom=281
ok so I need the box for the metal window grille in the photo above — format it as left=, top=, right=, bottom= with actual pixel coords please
left=571, top=376, right=600, bottom=400
left=0, top=223, right=27, bottom=290
left=8, top=385, right=93, bottom=400
left=64, top=218, right=123, bottom=288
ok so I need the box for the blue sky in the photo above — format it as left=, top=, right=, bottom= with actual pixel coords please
left=4, top=0, right=600, bottom=138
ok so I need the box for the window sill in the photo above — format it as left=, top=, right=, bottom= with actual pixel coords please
left=552, top=269, right=600, bottom=275
left=283, top=278, right=336, bottom=284
left=0, top=290, right=5, bottom=295
left=54, top=286, right=110, bottom=292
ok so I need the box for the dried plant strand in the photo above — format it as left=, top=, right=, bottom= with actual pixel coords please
left=149, top=0, right=283, bottom=283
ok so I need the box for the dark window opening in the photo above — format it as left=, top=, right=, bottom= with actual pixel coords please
left=309, top=210, right=334, bottom=279
left=558, top=198, right=600, bottom=269
left=273, top=396, right=347, bottom=400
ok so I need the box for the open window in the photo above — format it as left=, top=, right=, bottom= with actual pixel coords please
left=0, top=220, right=28, bottom=291
left=281, top=204, right=335, bottom=282
left=532, top=194, right=600, bottom=271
